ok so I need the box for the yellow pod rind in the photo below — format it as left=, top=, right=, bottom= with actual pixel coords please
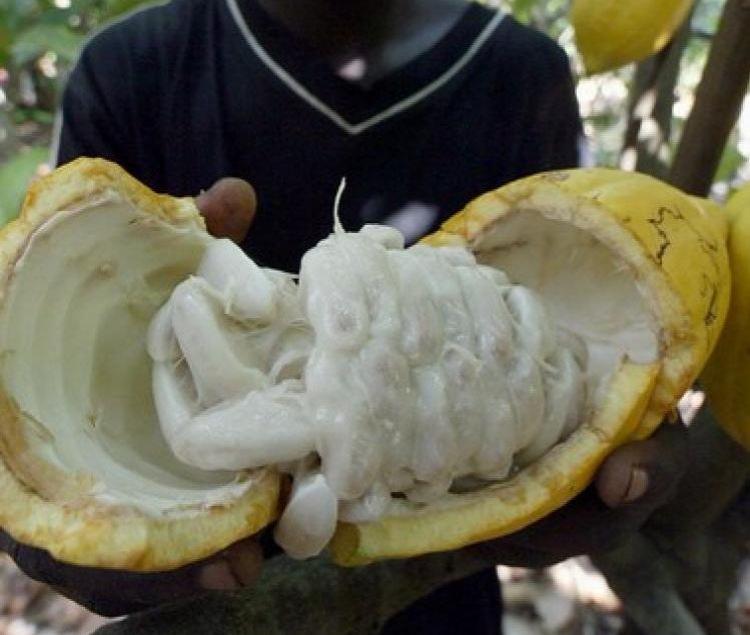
left=331, top=168, right=730, bottom=565
left=0, top=159, right=281, bottom=571
left=331, top=362, right=658, bottom=566
left=0, top=162, right=731, bottom=572
left=572, top=0, right=694, bottom=74
left=445, top=169, right=728, bottom=439
left=701, top=184, right=750, bottom=451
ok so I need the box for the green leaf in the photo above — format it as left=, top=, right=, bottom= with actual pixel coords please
left=714, top=138, right=745, bottom=184
left=0, top=146, right=49, bottom=226
left=31, top=109, right=55, bottom=124
left=584, top=112, right=620, bottom=128
left=0, top=0, right=40, bottom=29
left=11, top=22, right=84, bottom=64
left=509, top=0, right=538, bottom=22
left=0, top=25, right=10, bottom=65
left=99, top=0, right=146, bottom=19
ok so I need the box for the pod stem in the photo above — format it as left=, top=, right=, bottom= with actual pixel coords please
left=95, top=550, right=489, bottom=635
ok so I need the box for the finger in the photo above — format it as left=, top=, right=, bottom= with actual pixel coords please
left=0, top=529, right=15, bottom=553
left=489, top=487, right=627, bottom=562
left=476, top=422, right=690, bottom=564
left=596, top=420, right=689, bottom=509
left=467, top=533, right=574, bottom=569
left=11, top=541, right=219, bottom=616
left=196, top=560, right=239, bottom=592
left=223, top=538, right=264, bottom=586
left=2, top=531, right=260, bottom=617
left=196, top=178, right=257, bottom=243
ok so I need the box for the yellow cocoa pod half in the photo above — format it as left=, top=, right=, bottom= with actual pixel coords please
left=701, top=184, right=750, bottom=451
left=0, top=161, right=730, bottom=571
left=334, top=168, right=730, bottom=565
left=0, top=159, right=279, bottom=571
left=572, top=0, right=694, bottom=75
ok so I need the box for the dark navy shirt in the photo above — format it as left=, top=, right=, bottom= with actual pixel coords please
left=55, top=1, right=582, bottom=631
left=56, top=0, right=581, bottom=272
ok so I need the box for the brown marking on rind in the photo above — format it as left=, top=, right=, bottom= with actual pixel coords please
left=677, top=207, right=724, bottom=333
left=647, top=204, right=723, bottom=334
left=647, top=206, right=682, bottom=265
left=700, top=274, right=720, bottom=327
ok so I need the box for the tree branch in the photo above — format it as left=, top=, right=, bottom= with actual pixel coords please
left=620, top=13, right=692, bottom=180
left=594, top=408, right=750, bottom=634
left=95, top=549, right=490, bottom=635
left=595, top=533, right=706, bottom=635
left=669, top=0, right=750, bottom=195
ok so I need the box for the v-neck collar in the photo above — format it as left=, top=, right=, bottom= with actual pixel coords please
left=225, top=0, right=505, bottom=135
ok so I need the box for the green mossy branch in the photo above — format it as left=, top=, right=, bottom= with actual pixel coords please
left=595, top=408, right=750, bottom=635
left=96, top=549, right=490, bottom=635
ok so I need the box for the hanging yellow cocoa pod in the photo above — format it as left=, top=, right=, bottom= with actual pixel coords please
left=572, top=0, right=694, bottom=75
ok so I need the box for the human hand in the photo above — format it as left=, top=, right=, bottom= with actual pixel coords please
left=196, top=177, right=257, bottom=243
left=469, top=420, right=689, bottom=568
left=0, top=422, right=686, bottom=615
left=0, top=179, right=262, bottom=618
left=0, top=531, right=264, bottom=617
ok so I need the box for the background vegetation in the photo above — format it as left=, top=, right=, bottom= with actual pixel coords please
left=0, top=0, right=143, bottom=222
left=0, top=0, right=747, bottom=225
left=0, top=1, right=747, bottom=634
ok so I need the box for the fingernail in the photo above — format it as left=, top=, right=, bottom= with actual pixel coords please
left=198, top=561, right=239, bottom=591
left=623, top=467, right=649, bottom=503
left=226, top=543, right=263, bottom=586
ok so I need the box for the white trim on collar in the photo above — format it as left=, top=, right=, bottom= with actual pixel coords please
left=225, top=0, right=505, bottom=136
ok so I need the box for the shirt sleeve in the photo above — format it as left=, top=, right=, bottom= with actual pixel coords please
left=53, top=39, right=133, bottom=168
left=52, top=9, right=171, bottom=188
left=543, top=48, right=583, bottom=170
left=519, top=38, right=583, bottom=173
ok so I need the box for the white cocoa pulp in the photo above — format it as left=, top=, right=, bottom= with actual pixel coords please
left=148, top=225, right=591, bottom=559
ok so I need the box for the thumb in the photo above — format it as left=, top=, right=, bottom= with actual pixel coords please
left=196, top=178, right=257, bottom=244
left=199, top=539, right=264, bottom=590
left=595, top=420, right=689, bottom=510
left=1, top=529, right=264, bottom=617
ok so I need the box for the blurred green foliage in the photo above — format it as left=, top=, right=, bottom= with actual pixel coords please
left=0, top=0, right=146, bottom=218
left=0, top=145, right=46, bottom=222
left=0, top=0, right=746, bottom=223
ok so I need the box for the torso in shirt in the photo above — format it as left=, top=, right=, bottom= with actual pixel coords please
left=56, top=0, right=581, bottom=272
left=53, top=4, right=581, bottom=630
